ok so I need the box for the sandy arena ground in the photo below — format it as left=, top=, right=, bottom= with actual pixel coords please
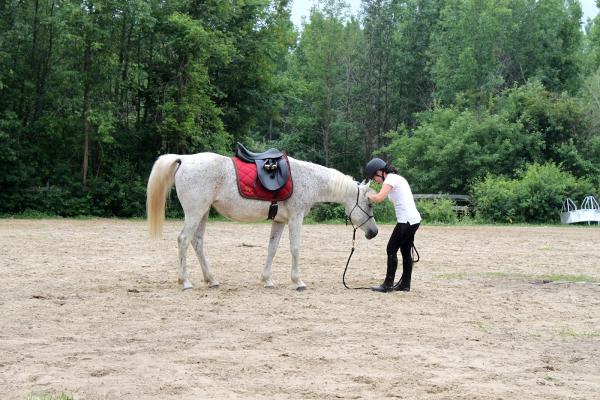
left=1, top=219, right=599, bottom=399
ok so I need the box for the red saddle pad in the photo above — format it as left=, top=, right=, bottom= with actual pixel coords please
left=231, top=156, right=293, bottom=201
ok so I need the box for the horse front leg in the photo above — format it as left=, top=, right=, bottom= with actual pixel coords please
left=288, top=214, right=306, bottom=291
left=261, top=221, right=285, bottom=288
left=191, top=211, right=220, bottom=288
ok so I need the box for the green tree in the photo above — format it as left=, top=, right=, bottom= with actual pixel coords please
left=281, top=1, right=363, bottom=174
left=584, top=5, right=600, bottom=71
left=430, top=0, right=583, bottom=105
left=508, top=0, right=583, bottom=93
left=191, top=0, right=296, bottom=142
left=154, top=11, right=230, bottom=154
left=383, top=106, right=542, bottom=193
left=359, top=0, right=396, bottom=158
left=0, top=0, right=295, bottom=216
left=429, top=0, right=513, bottom=104
left=389, top=0, right=441, bottom=128
left=496, top=81, right=592, bottom=171
left=382, top=81, right=594, bottom=194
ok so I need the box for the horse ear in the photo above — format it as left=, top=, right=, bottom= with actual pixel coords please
left=359, top=179, right=366, bottom=186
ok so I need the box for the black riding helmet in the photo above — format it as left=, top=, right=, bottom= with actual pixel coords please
left=365, top=157, right=387, bottom=179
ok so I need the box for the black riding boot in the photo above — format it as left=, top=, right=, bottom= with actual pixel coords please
left=393, top=258, right=412, bottom=291
left=371, top=254, right=397, bottom=293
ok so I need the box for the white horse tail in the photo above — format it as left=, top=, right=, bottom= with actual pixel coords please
left=147, top=154, right=182, bottom=238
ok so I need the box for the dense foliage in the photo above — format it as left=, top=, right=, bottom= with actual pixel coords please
left=1, top=0, right=599, bottom=222
left=472, top=163, right=594, bottom=223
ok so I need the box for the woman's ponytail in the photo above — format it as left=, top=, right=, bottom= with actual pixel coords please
left=385, top=164, right=398, bottom=174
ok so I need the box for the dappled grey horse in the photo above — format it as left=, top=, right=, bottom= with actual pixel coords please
left=147, top=152, right=378, bottom=290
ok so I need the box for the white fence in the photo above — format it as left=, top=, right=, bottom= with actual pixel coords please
left=560, top=196, right=600, bottom=225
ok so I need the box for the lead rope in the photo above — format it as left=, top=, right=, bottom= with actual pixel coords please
left=343, top=234, right=420, bottom=290
left=343, top=208, right=421, bottom=290
left=342, top=185, right=373, bottom=290
left=342, top=227, right=371, bottom=290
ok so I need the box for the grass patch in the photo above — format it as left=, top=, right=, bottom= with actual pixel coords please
left=560, top=328, right=600, bottom=339
left=484, top=271, right=525, bottom=279
left=436, top=272, right=469, bottom=280
left=435, top=272, right=521, bottom=280
left=436, top=271, right=599, bottom=283
left=468, top=320, right=492, bottom=333
left=540, top=274, right=597, bottom=283
left=27, top=394, right=73, bottom=400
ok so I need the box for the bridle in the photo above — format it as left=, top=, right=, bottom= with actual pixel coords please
left=343, top=184, right=374, bottom=290
left=345, top=183, right=374, bottom=233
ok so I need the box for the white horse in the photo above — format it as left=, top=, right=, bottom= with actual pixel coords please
left=146, top=152, right=378, bottom=290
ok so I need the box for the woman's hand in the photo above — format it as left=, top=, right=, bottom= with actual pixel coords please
left=368, top=184, right=392, bottom=203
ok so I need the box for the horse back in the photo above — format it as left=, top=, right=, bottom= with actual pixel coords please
left=174, top=153, right=316, bottom=222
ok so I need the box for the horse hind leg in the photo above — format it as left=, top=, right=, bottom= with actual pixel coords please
left=177, top=214, right=204, bottom=290
left=261, top=221, right=285, bottom=288
left=191, top=211, right=219, bottom=288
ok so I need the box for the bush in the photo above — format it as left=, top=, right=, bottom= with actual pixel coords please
left=416, top=198, right=459, bottom=224
left=306, top=196, right=462, bottom=225
left=472, top=162, right=594, bottom=223
left=307, top=203, right=347, bottom=222
left=372, top=200, right=397, bottom=223
left=471, top=176, right=518, bottom=223
left=306, top=201, right=398, bottom=224
left=382, top=106, right=543, bottom=194
left=0, top=160, right=148, bottom=218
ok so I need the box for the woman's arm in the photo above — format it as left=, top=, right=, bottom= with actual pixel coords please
left=368, top=184, right=392, bottom=203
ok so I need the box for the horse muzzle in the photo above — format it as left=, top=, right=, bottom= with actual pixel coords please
left=365, top=228, right=378, bottom=240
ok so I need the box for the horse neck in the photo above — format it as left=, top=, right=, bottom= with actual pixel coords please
left=313, top=166, right=356, bottom=205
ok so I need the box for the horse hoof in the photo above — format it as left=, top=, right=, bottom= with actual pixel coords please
left=296, top=286, right=307, bottom=292
left=265, top=285, right=275, bottom=289
left=182, top=285, right=193, bottom=291
left=209, top=284, right=220, bottom=289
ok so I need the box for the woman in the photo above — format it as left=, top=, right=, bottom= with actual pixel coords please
left=365, top=158, right=421, bottom=293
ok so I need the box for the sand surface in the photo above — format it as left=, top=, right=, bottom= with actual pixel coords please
left=1, top=219, right=599, bottom=399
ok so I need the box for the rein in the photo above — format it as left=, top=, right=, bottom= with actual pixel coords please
left=342, top=185, right=374, bottom=290
left=342, top=184, right=420, bottom=290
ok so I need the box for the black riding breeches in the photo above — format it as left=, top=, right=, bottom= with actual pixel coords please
left=385, top=222, right=420, bottom=284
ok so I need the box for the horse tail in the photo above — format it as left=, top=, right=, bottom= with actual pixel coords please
left=147, top=154, right=182, bottom=238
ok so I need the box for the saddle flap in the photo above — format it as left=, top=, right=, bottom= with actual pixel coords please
left=256, top=158, right=289, bottom=191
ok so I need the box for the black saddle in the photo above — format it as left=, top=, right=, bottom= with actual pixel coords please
left=235, top=142, right=289, bottom=192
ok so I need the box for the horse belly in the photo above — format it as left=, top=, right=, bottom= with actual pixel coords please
left=213, top=198, right=289, bottom=223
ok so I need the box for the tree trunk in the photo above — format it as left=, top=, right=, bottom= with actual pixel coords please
left=81, top=39, right=92, bottom=188
left=22, top=0, right=40, bottom=126
left=32, top=0, right=56, bottom=122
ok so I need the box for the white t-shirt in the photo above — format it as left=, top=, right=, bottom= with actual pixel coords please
left=383, top=173, right=422, bottom=224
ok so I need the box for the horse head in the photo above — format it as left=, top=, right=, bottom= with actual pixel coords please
left=346, top=181, right=379, bottom=239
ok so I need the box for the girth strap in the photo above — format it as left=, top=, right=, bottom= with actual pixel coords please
left=268, top=202, right=278, bottom=220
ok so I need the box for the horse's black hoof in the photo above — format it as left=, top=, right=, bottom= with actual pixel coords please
left=296, top=286, right=307, bottom=291
left=209, top=284, right=220, bottom=289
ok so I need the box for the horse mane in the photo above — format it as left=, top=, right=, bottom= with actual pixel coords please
left=329, top=170, right=357, bottom=198
left=289, top=158, right=357, bottom=201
